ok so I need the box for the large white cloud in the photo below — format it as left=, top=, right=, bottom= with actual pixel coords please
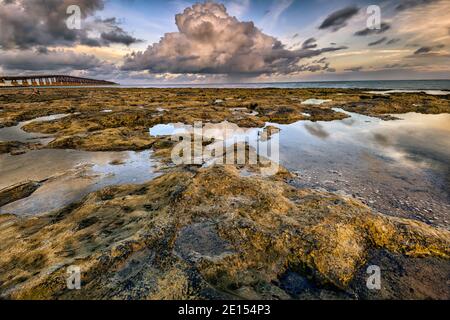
left=122, top=2, right=345, bottom=75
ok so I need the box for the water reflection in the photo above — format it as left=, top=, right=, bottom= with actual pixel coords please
left=274, top=111, right=450, bottom=173
left=0, top=113, right=70, bottom=144
left=304, top=123, right=330, bottom=139
left=270, top=111, right=449, bottom=226
left=2, top=110, right=449, bottom=221
left=0, top=150, right=158, bottom=216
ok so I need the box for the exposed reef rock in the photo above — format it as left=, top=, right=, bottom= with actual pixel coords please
left=1, top=88, right=447, bottom=152
left=0, top=181, right=41, bottom=207
left=0, top=88, right=449, bottom=300
left=0, top=165, right=448, bottom=300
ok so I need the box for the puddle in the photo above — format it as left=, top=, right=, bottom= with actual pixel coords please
left=149, top=121, right=278, bottom=167
left=301, top=99, right=332, bottom=105
left=0, top=150, right=159, bottom=216
left=0, top=113, right=70, bottom=144
left=231, top=108, right=259, bottom=116
left=150, top=121, right=265, bottom=142
left=149, top=123, right=189, bottom=137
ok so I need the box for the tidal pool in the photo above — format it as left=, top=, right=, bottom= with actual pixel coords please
left=271, top=111, right=450, bottom=227
left=148, top=111, right=450, bottom=226
left=0, top=113, right=160, bottom=216
left=2, top=110, right=449, bottom=226
left=0, top=149, right=159, bottom=216
left=0, top=113, right=70, bottom=144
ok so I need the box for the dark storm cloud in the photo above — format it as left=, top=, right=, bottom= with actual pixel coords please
left=368, top=37, right=387, bottom=46
left=318, top=6, right=359, bottom=32
left=0, top=0, right=140, bottom=50
left=395, top=0, right=439, bottom=11
left=122, top=2, right=347, bottom=76
left=354, top=23, right=391, bottom=36
left=0, top=0, right=102, bottom=49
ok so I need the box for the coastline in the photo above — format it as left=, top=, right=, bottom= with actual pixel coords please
left=0, top=87, right=449, bottom=300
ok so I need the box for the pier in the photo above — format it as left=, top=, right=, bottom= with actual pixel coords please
left=0, top=75, right=117, bottom=87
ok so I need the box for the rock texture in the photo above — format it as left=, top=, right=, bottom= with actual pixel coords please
left=0, top=181, right=41, bottom=207
left=0, top=165, right=448, bottom=300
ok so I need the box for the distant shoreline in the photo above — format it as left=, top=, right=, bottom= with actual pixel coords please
left=1, top=79, right=449, bottom=92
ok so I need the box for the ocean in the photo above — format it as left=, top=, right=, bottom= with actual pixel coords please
left=120, top=79, right=450, bottom=90
left=2, top=79, right=449, bottom=92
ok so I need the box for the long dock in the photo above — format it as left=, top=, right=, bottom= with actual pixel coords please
left=0, top=75, right=117, bottom=87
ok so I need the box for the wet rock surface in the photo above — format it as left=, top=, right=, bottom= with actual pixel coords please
left=0, top=165, right=448, bottom=299
left=0, top=181, right=41, bottom=207
left=0, top=141, right=40, bottom=155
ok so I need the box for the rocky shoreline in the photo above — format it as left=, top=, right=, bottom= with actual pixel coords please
left=0, top=164, right=448, bottom=299
left=0, top=88, right=449, bottom=299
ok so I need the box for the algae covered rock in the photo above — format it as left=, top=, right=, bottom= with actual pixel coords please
left=0, top=181, right=41, bottom=207
left=0, top=165, right=448, bottom=300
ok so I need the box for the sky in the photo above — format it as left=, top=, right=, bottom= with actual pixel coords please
left=0, top=0, right=449, bottom=84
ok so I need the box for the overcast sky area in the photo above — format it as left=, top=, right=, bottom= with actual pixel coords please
left=0, top=0, right=449, bottom=84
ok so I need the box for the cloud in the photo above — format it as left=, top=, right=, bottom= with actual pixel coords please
left=395, top=0, right=439, bottom=11
left=101, top=31, right=140, bottom=46
left=344, top=66, right=363, bottom=72
left=386, top=38, right=401, bottom=45
left=313, top=57, right=327, bottom=64
left=354, top=23, right=391, bottom=36
left=383, top=63, right=411, bottom=68
left=122, top=2, right=347, bottom=76
left=0, top=0, right=139, bottom=49
left=98, top=18, right=142, bottom=46
left=0, top=48, right=108, bottom=72
left=318, top=6, right=359, bottom=32
left=368, top=37, right=387, bottom=46
left=302, top=38, right=317, bottom=49
left=414, top=44, right=445, bottom=55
